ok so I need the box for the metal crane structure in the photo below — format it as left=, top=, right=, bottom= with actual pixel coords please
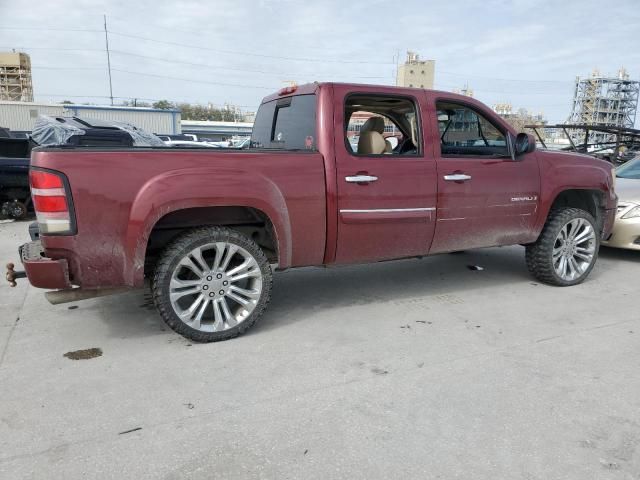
left=568, top=68, right=639, bottom=146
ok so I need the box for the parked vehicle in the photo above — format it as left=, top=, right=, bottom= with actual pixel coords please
left=0, top=134, right=31, bottom=219
left=11, top=83, right=617, bottom=342
left=602, top=157, right=640, bottom=250
left=162, top=140, right=222, bottom=148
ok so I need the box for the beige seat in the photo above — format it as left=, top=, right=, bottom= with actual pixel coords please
left=357, top=116, right=393, bottom=154
left=358, top=130, right=387, bottom=154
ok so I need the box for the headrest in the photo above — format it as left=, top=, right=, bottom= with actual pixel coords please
left=360, top=117, right=385, bottom=134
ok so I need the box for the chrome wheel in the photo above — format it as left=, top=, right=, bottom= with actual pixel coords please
left=169, top=242, right=263, bottom=332
left=552, top=218, right=596, bottom=281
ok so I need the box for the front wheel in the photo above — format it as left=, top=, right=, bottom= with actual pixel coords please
left=153, top=227, right=272, bottom=342
left=525, top=207, right=599, bottom=286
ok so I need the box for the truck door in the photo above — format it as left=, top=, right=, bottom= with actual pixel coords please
left=332, top=86, right=438, bottom=264
left=429, top=97, right=541, bottom=253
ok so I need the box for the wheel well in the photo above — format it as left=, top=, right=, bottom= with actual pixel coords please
left=144, top=206, right=278, bottom=276
left=550, top=189, right=604, bottom=228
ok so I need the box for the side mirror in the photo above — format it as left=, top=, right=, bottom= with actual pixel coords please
left=515, top=132, right=536, bottom=156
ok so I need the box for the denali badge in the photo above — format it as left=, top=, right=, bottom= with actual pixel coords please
left=511, top=196, right=538, bottom=202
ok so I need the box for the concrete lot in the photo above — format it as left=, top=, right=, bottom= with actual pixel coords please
left=1, top=219, right=639, bottom=480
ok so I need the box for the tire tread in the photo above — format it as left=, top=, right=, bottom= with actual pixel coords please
left=152, top=226, right=272, bottom=342
left=525, top=207, right=599, bottom=286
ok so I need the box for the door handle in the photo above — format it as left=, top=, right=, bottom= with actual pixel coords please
left=345, top=175, right=378, bottom=183
left=443, top=174, right=472, bottom=182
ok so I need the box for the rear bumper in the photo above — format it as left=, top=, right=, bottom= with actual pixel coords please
left=20, top=240, right=72, bottom=289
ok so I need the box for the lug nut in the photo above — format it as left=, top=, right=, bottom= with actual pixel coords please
left=219, top=290, right=225, bottom=295
left=216, top=273, right=223, bottom=279
left=202, top=285, right=209, bottom=290
left=206, top=276, right=213, bottom=281
left=209, top=292, right=215, bottom=297
left=222, top=281, right=228, bottom=286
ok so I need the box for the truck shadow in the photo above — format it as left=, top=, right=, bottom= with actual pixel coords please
left=92, top=246, right=532, bottom=340
left=599, top=246, right=640, bottom=263
left=252, top=246, right=531, bottom=335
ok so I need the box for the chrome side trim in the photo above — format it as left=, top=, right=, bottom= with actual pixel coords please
left=340, top=207, right=436, bottom=213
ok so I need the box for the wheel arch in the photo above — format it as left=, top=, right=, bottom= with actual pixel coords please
left=537, top=188, right=606, bottom=238
left=123, top=168, right=292, bottom=287
left=142, top=205, right=280, bottom=281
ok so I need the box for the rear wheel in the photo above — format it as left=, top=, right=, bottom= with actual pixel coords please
left=525, top=207, right=599, bottom=286
left=152, top=227, right=272, bottom=342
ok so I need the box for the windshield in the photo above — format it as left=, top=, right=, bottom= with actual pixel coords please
left=616, top=157, right=640, bottom=179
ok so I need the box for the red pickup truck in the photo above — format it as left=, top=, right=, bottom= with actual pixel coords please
left=14, top=83, right=617, bottom=342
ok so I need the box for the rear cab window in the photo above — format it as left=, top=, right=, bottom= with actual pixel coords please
left=250, top=94, right=317, bottom=151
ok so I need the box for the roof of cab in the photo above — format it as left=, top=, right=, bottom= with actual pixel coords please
left=259, top=82, right=484, bottom=105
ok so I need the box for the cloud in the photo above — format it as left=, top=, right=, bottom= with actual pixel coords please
left=0, top=0, right=638, bottom=123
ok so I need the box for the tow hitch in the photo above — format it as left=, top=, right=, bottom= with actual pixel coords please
left=6, top=262, right=26, bottom=287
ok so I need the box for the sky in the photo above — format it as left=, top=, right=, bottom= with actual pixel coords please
left=1, top=0, right=639, bottom=124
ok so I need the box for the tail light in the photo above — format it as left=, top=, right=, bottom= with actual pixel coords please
left=30, top=169, right=75, bottom=235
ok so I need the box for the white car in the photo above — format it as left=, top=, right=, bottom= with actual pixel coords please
left=163, top=140, right=221, bottom=148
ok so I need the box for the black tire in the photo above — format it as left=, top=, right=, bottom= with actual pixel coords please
left=525, top=207, right=599, bottom=286
left=2, top=200, right=27, bottom=219
left=152, top=226, right=272, bottom=342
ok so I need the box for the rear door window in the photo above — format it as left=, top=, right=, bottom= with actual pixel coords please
left=250, top=94, right=316, bottom=150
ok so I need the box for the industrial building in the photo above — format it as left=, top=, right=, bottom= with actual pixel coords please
left=396, top=51, right=435, bottom=89
left=568, top=68, right=640, bottom=144
left=0, top=52, right=33, bottom=102
left=0, top=101, right=181, bottom=135
left=493, top=102, right=546, bottom=131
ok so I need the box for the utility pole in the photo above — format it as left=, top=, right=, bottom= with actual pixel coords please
left=103, top=14, right=114, bottom=105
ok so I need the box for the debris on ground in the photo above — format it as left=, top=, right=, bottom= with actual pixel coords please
left=67, top=305, right=78, bottom=310
left=600, top=459, right=621, bottom=470
left=371, top=367, right=388, bottom=375
left=183, top=403, right=195, bottom=409
left=118, top=427, right=142, bottom=435
left=63, top=348, right=103, bottom=360
left=467, top=265, right=484, bottom=271
left=416, top=320, right=427, bottom=324
left=400, top=324, right=411, bottom=329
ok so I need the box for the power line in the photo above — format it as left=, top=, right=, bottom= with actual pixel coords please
left=0, top=46, right=103, bottom=52
left=32, top=65, right=105, bottom=70
left=108, top=50, right=389, bottom=80
left=0, top=26, right=101, bottom=33
left=438, top=70, right=572, bottom=85
left=107, top=30, right=395, bottom=65
left=111, top=68, right=275, bottom=90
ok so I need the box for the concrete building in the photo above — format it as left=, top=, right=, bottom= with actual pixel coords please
left=396, top=51, right=435, bottom=89
left=0, top=101, right=181, bottom=134
left=0, top=52, right=33, bottom=102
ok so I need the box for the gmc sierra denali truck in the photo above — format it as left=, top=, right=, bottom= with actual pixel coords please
left=11, top=83, right=617, bottom=342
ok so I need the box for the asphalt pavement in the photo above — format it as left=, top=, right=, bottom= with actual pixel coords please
left=1, top=219, right=639, bottom=479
